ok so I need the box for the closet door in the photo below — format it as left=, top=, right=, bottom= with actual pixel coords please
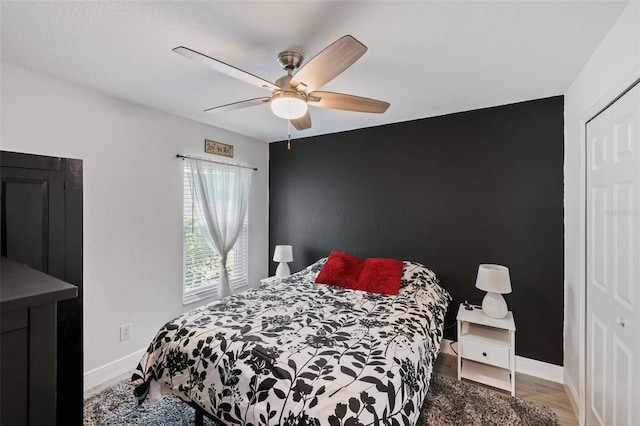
left=586, top=83, right=639, bottom=426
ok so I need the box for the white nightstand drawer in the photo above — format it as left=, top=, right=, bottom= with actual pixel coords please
left=462, top=340, right=510, bottom=369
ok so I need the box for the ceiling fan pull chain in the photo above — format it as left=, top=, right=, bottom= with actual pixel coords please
left=287, top=119, right=292, bottom=150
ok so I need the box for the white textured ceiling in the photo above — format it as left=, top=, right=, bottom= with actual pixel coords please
left=0, top=1, right=629, bottom=142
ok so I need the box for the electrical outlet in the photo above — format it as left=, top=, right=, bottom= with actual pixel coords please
left=120, top=324, right=131, bottom=341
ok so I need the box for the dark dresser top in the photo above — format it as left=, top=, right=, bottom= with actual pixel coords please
left=1, top=257, right=77, bottom=312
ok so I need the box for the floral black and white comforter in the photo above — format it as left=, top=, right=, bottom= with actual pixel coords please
left=132, top=259, right=451, bottom=426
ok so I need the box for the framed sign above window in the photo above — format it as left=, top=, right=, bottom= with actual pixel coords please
left=205, top=139, right=234, bottom=158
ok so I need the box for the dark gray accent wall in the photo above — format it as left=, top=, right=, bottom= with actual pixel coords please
left=269, top=96, right=564, bottom=365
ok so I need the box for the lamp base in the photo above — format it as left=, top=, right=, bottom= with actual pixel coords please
left=275, top=262, right=290, bottom=278
left=481, top=292, right=508, bottom=318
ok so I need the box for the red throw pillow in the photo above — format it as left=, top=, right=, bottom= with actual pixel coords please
left=348, top=258, right=404, bottom=295
left=315, top=251, right=365, bottom=288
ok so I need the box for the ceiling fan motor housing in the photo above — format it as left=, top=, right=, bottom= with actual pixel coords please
left=272, top=70, right=308, bottom=120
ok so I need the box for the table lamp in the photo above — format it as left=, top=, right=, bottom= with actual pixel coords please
left=273, top=245, right=293, bottom=278
left=475, top=264, right=512, bottom=318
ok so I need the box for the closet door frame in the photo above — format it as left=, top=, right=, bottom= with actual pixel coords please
left=578, top=71, right=640, bottom=426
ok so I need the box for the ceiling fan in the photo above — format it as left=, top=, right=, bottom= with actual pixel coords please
left=173, top=35, right=390, bottom=135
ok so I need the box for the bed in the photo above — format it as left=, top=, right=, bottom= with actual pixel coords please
left=131, top=257, right=451, bottom=426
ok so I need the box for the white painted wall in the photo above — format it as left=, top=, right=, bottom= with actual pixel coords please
left=0, top=63, right=269, bottom=385
left=563, top=2, right=639, bottom=423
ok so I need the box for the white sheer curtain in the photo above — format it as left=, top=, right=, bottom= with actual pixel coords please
left=187, top=158, right=252, bottom=298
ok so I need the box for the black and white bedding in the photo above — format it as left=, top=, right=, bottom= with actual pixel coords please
left=132, top=258, right=451, bottom=426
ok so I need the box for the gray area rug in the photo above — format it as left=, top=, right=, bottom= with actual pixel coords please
left=84, top=375, right=558, bottom=425
left=417, top=376, right=558, bottom=425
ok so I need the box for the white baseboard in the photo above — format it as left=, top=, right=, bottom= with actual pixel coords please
left=563, top=370, right=581, bottom=424
left=439, top=338, right=458, bottom=356
left=515, top=355, right=564, bottom=383
left=84, top=348, right=146, bottom=397
left=440, top=338, right=564, bottom=383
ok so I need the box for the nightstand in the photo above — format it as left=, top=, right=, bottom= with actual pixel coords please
left=456, top=303, right=516, bottom=395
left=260, top=276, right=280, bottom=286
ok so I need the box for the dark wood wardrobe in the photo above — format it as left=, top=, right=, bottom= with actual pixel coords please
left=0, top=151, right=83, bottom=425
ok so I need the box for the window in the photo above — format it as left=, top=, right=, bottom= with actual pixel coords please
left=183, top=162, right=249, bottom=304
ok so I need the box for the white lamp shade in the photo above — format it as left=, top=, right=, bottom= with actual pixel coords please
left=475, top=264, right=512, bottom=294
left=270, top=92, right=308, bottom=119
left=273, top=245, right=293, bottom=262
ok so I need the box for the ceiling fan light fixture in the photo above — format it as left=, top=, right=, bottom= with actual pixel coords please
left=270, top=91, right=308, bottom=119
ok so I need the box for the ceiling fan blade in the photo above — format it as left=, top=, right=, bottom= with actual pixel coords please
left=308, top=91, right=390, bottom=113
left=173, top=46, right=279, bottom=92
left=204, top=97, right=271, bottom=113
left=290, top=35, right=367, bottom=94
left=291, top=110, right=312, bottom=131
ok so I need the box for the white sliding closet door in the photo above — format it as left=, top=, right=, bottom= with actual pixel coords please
left=586, top=82, right=639, bottom=426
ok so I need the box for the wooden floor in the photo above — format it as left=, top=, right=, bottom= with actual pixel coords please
left=434, top=353, right=579, bottom=426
